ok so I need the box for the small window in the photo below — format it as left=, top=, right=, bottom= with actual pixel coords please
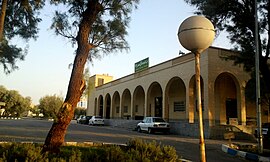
left=146, top=118, right=150, bottom=123
left=124, top=106, right=128, bottom=113
left=174, top=101, right=185, bottom=112
left=97, top=78, right=104, bottom=86
left=143, top=118, right=147, bottom=123
left=135, top=105, right=138, bottom=113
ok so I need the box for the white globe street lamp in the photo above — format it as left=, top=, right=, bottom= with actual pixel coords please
left=178, top=16, right=215, bottom=162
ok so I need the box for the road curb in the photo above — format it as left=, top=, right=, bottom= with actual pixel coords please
left=222, top=144, right=270, bottom=162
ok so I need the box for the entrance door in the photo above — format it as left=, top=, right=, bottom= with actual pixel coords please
left=99, top=99, right=103, bottom=117
left=155, top=97, right=162, bottom=117
left=226, top=98, right=237, bottom=124
left=106, top=97, right=111, bottom=119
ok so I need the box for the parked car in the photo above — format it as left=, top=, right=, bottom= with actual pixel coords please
left=89, top=116, right=104, bottom=126
left=136, top=117, right=170, bottom=134
left=254, top=123, right=270, bottom=138
left=76, top=115, right=85, bottom=123
left=263, top=128, right=270, bottom=149
left=254, top=123, right=270, bottom=149
left=77, top=115, right=92, bottom=124
left=209, top=125, right=256, bottom=142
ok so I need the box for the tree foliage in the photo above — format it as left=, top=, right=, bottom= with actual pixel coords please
left=74, top=107, right=86, bottom=119
left=0, top=85, right=32, bottom=117
left=0, top=0, right=44, bottom=74
left=38, top=95, right=63, bottom=119
left=50, top=0, right=139, bottom=60
left=184, top=0, right=270, bottom=94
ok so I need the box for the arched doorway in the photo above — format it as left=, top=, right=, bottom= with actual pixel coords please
left=98, top=95, right=103, bottom=117
left=104, top=94, right=111, bottom=119
left=147, top=82, right=162, bottom=117
left=94, top=98, right=97, bottom=116
left=112, top=91, right=120, bottom=119
left=133, top=86, right=145, bottom=120
left=165, top=77, right=186, bottom=121
left=214, top=72, right=238, bottom=125
left=122, top=89, right=131, bottom=119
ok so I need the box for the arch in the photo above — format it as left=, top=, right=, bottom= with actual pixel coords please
left=98, top=95, right=104, bottom=117
left=112, top=91, right=120, bottom=119
left=133, top=85, right=145, bottom=120
left=104, top=93, right=111, bottom=119
left=94, top=98, right=97, bottom=116
left=122, top=89, right=131, bottom=119
left=188, top=75, right=204, bottom=123
left=147, top=82, right=163, bottom=117
left=214, top=72, right=239, bottom=125
left=165, top=77, right=186, bottom=121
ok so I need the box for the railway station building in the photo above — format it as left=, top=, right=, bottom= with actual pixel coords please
left=86, top=47, right=269, bottom=137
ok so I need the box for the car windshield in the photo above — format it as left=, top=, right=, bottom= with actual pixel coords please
left=153, top=118, right=165, bottom=122
left=231, top=126, right=241, bottom=132
left=95, top=116, right=101, bottom=119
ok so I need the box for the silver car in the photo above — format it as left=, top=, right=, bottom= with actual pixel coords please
left=136, top=117, right=170, bottom=134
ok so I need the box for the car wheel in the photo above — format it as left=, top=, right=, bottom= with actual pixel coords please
left=148, top=128, right=153, bottom=134
left=137, top=126, right=141, bottom=133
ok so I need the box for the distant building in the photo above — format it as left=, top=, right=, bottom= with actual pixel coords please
left=87, top=74, right=113, bottom=115
left=77, top=96, right=88, bottom=109
left=87, top=47, right=269, bottom=137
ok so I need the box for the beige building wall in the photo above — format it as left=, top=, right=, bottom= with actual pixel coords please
left=86, top=74, right=113, bottom=116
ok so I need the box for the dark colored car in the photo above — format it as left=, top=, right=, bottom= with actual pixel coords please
left=209, top=125, right=256, bottom=142
left=254, top=123, right=270, bottom=149
left=78, top=115, right=92, bottom=124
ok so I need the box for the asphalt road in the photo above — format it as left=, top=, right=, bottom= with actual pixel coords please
left=0, top=118, right=248, bottom=162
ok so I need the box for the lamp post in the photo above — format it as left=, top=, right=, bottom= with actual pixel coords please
left=178, top=16, right=215, bottom=162
left=254, top=0, right=263, bottom=153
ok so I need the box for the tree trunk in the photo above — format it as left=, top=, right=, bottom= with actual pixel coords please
left=43, top=0, right=102, bottom=152
left=0, top=0, right=7, bottom=41
left=42, top=48, right=89, bottom=152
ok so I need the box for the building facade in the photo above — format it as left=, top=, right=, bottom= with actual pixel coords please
left=87, top=47, right=269, bottom=137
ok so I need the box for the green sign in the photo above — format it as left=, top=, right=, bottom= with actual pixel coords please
left=135, top=58, right=149, bottom=72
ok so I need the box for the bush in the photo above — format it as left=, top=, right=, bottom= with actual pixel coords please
left=0, top=143, right=47, bottom=162
left=0, top=139, right=182, bottom=162
left=127, top=139, right=181, bottom=162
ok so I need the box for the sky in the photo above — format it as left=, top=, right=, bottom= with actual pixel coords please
left=0, top=0, right=231, bottom=104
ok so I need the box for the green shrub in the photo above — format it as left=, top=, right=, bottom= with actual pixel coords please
left=0, top=139, right=182, bottom=162
left=127, top=138, right=181, bottom=162
left=0, top=143, right=47, bottom=162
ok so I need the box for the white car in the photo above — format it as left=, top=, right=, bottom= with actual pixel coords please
left=136, top=117, right=170, bottom=134
left=89, top=116, right=104, bottom=126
